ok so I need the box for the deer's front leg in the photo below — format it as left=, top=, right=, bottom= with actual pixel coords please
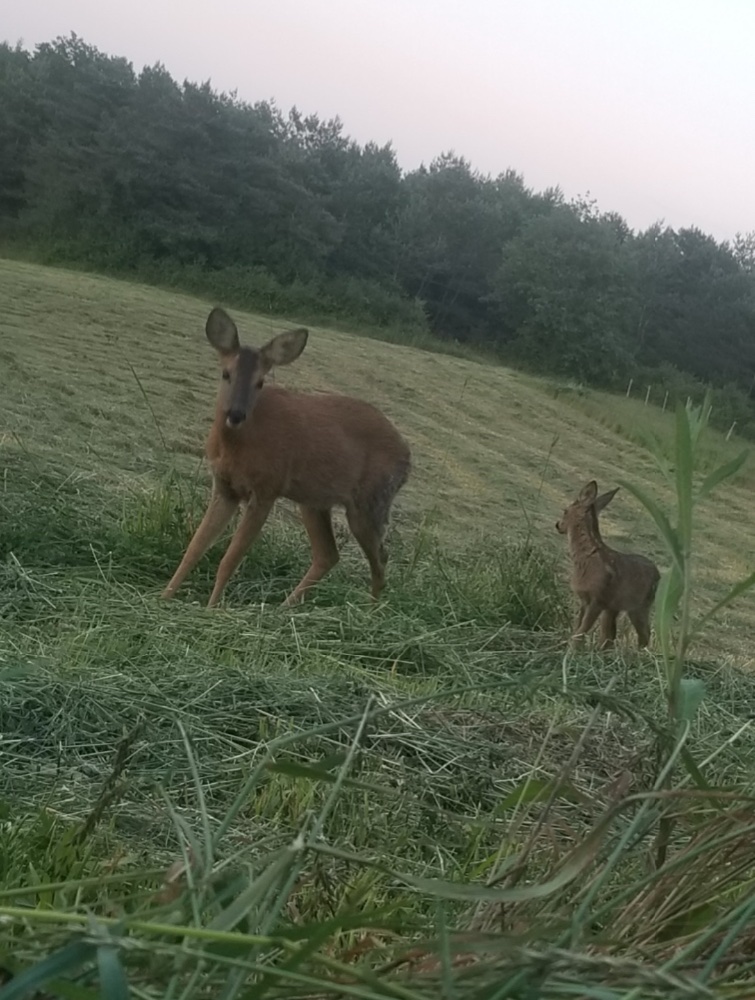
left=571, top=599, right=602, bottom=647
left=162, top=487, right=237, bottom=599
left=573, top=596, right=589, bottom=634
left=207, top=498, right=275, bottom=607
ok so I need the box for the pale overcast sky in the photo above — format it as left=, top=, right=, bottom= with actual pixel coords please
left=5, top=0, right=754, bottom=242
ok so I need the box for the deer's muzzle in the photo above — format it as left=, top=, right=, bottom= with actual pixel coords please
left=226, top=409, right=246, bottom=428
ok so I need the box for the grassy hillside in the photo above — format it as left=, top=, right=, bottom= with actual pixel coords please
left=2, top=257, right=753, bottom=661
left=2, top=257, right=755, bottom=996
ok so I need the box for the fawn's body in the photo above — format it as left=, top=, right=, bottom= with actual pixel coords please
left=162, top=307, right=411, bottom=607
left=556, top=481, right=660, bottom=649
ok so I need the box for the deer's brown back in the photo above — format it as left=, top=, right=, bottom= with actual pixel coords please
left=573, top=548, right=658, bottom=611
left=207, top=385, right=410, bottom=507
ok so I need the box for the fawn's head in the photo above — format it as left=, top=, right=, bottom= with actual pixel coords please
left=205, top=307, right=309, bottom=430
left=556, top=480, right=619, bottom=534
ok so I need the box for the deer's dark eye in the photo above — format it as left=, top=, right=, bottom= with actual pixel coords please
left=221, top=370, right=231, bottom=381
left=256, top=379, right=264, bottom=389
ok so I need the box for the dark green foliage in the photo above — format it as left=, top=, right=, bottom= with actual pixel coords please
left=629, top=223, right=755, bottom=387
left=492, top=199, right=637, bottom=383
left=2, top=34, right=755, bottom=429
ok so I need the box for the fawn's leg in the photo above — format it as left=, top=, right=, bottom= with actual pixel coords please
left=573, top=597, right=589, bottom=636
left=628, top=605, right=652, bottom=649
left=207, top=498, right=275, bottom=607
left=162, top=487, right=237, bottom=599
left=283, top=507, right=340, bottom=607
left=598, top=609, right=618, bottom=650
left=571, top=600, right=602, bottom=646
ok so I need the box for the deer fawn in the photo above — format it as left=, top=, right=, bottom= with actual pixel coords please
left=162, top=307, right=411, bottom=608
left=556, top=480, right=660, bottom=649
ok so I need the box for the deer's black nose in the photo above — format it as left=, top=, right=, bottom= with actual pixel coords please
left=226, top=409, right=245, bottom=427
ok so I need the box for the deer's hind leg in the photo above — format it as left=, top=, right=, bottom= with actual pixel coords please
left=628, top=603, right=652, bottom=649
left=283, top=507, right=340, bottom=607
left=346, top=489, right=393, bottom=600
left=598, top=609, right=618, bottom=650
left=345, top=472, right=406, bottom=601
left=345, top=504, right=387, bottom=600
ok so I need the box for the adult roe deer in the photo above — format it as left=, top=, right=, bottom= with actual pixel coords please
left=162, top=307, right=411, bottom=608
left=556, top=480, right=660, bottom=649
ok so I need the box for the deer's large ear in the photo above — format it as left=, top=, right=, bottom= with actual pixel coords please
left=578, top=480, right=598, bottom=503
left=594, top=487, right=619, bottom=513
left=206, top=308, right=240, bottom=356
left=260, top=328, right=308, bottom=370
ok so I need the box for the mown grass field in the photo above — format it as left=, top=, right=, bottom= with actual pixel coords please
left=2, top=258, right=753, bottom=660
left=2, top=256, right=755, bottom=996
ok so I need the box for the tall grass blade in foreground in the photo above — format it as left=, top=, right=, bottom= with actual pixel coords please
left=620, top=391, right=755, bottom=867
left=620, top=392, right=753, bottom=730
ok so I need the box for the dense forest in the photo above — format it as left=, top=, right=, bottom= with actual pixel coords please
left=2, top=34, right=755, bottom=432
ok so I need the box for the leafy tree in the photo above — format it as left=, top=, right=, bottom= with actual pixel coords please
left=0, top=42, right=38, bottom=219
left=19, top=35, right=135, bottom=245
left=395, top=156, right=547, bottom=341
left=492, top=201, right=637, bottom=383
left=631, top=225, right=755, bottom=384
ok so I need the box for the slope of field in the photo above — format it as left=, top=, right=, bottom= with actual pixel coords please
left=1, top=257, right=753, bottom=664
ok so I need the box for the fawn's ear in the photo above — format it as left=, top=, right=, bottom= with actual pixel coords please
left=259, top=328, right=309, bottom=370
left=594, top=487, right=619, bottom=513
left=578, top=480, right=598, bottom=503
left=206, top=308, right=240, bottom=356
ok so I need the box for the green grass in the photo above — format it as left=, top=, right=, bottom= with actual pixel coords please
left=562, top=385, right=754, bottom=482
left=3, top=257, right=755, bottom=996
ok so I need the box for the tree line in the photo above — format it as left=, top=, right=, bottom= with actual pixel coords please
left=2, top=34, right=754, bottom=432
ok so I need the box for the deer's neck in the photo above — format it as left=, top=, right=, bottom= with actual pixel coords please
left=567, top=517, right=607, bottom=566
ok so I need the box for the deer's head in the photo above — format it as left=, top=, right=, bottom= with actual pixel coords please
left=205, top=307, right=308, bottom=430
left=556, top=480, right=619, bottom=534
